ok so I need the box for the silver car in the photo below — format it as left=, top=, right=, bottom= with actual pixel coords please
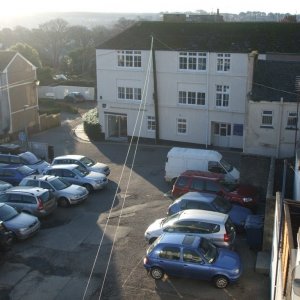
left=0, top=186, right=57, bottom=218
left=51, top=155, right=110, bottom=176
left=43, top=164, right=108, bottom=192
left=144, top=209, right=236, bottom=248
left=0, top=203, right=40, bottom=240
left=19, top=175, right=89, bottom=207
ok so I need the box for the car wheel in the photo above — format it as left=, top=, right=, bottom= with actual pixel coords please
left=83, top=184, right=93, bottom=192
left=213, top=275, right=229, bottom=288
left=150, top=267, right=164, bottom=280
left=149, top=237, right=157, bottom=244
left=58, top=197, right=70, bottom=207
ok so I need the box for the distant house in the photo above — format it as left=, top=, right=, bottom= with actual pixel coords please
left=96, top=21, right=300, bottom=151
left=0, top=51, right=40, bottom=141
left=245, top=54, right=300, bottom=158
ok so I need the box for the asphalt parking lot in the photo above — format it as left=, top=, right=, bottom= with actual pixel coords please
left=0, top=113, right=270, bottom=300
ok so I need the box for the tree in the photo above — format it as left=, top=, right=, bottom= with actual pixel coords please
left=38, top=18, right=69, bottom=70
left=280, top=15, right=297, bottom=23
left=9, top=42, right=42, bottom=68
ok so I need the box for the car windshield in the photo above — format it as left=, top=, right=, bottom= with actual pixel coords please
left=51, top=177, right=71, bottom=190
left=212, top=196, right=232, bottom=213
left=80, top=157, right=95, bottom=167
left=73, top=165, right=89, bottom=177
left=161, top=211, right=182, bottom=226
left=0, top=204, right=18, bottom=221
left=199, top=237, right=218, bottom=263
left=19, top=152, right=41, bottom=164
left=17, top=165, right=35, bottom=175
left=220, top=158, right=233, bottom=172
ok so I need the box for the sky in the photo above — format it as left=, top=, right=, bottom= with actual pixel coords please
left=0, top=0, right=298, bottom=17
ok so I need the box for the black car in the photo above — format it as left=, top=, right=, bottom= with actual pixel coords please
left=0, top=221, right=13, bottom=251
left=64, top=92, right=85, bottom=103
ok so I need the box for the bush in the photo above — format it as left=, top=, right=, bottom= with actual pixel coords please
left=39, top=99, right=78, bottom=114
left=82, top=108, right=104, bottom=141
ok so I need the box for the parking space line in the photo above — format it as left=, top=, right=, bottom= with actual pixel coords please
left=166, top=278, right=184, bottom=299
left=122, top=256, right=144, bottom=288
left=223, top=288, right=237, bottom=299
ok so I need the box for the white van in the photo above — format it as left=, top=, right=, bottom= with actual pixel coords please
left=164, top=147, right=240, bottom=183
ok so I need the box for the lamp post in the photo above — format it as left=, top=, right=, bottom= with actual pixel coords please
left=23, top=104, right=29, bottom=150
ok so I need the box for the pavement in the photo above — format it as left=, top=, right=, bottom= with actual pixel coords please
left=73, top=123, right=91, bottom=142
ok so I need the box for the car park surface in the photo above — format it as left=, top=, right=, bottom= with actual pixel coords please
left=0, top=110, right=269, bottom=300
left=19, top=175, right=89, bottom=207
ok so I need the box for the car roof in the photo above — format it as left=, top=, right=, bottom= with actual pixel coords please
left=159, top=232, right=201, bottom=247
left=54, top=155, right=84, bottom=160
left=23, top=174, right=57, bottom=181
left=0, top=163, right=25, bottom=169
left=47, top=164, right=78, bottom=170
left=178, top=191, right=217, bottom=203
left=6, top=186, right=48, bottom=194
left=178, top=209, right=227, bottom=223
left=180, top=170, right=224, bottom=180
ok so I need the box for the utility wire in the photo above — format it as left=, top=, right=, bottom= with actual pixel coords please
left=82, top=37, right=153, bottom=300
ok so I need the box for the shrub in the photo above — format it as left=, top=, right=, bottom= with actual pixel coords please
left=82, top=108, right=104, bottom=141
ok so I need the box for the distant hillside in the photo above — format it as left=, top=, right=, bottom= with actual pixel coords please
left=0, top=12, right=161, bottom=29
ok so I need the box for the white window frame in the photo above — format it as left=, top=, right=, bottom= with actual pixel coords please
left=217, top=53, right=231, bottom=72
left=147, top=116, right=156, bottom=131
left=117, top=50, right=141, bottom=68
left=177, top=118, right=187, bottom=135
left=178, top=90, right=206, bottom=106
left=287, top=111, right=298, bottom=129
left=261, top=110, right=273, bottom=127
left=179, top=52, right=207, bottom=71
left=118, top=87, right=142, bottom=101
left=216, top=85, right=229, bottom=107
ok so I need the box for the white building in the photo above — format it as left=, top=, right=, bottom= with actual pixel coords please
left=96, top=21, right=300, bottom=153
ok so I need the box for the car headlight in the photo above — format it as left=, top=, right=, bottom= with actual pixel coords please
left=243, top=197, right=253, bottom=202
left=232, top=268, right=240, bottom=274
left=19, top=227, right=28, bottom=233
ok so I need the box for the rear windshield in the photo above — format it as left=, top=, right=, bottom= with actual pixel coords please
left=212, top=196, right=232, bottom=214
left=39, top=191, right=51, bottom=203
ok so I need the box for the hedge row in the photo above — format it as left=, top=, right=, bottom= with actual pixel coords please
left=82, top=108, right=104, bottom=141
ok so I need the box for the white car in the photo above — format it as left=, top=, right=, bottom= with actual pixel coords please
left=144, top=209, right=236, bottom=248
left=51, top=155, right=110, bottom=176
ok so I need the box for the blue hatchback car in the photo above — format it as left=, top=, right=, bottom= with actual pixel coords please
left=143, top=232, right=242, bottom=288
left=168, top=192, right=252, bottom=231
left=0, top=164, right=36, bottom=185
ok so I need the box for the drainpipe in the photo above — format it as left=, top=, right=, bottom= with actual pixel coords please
left=276, top=98, right=284, bottom=158
left=151, top=36, right=160, bottom=144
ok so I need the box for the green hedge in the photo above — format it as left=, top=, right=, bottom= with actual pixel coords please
left=82, top=108, right=104, bottom=141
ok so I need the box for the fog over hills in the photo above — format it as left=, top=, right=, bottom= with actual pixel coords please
left=0, top=11, right=298, bottom=29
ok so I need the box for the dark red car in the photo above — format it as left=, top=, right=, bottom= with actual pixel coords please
left=172, top=170, right=259, bottom=210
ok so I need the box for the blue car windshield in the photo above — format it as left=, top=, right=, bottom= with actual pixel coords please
left=199, top=238, right=218, bottom=264
left=17, top=165, right=35, bottom=175
left=0, top=204, right=18, bottom=221
left=212, top=196, right=232, bottom=214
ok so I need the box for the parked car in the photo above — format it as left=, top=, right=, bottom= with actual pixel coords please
left=0, top=180, right=12, bottom=192
left=19, top=175, right=89, bottom=207
left=168, top=192, right=252, bottom=231
left=0, top=152, right=50, bottom=174
left=143, top=232, right=242, bottom=288
left=172, top=170, right=259, bottom=209
left=51, top=155, right=110, bottom=176
left=0, top=143, right=21, bottom=154
left=43, top=164, right=108, bottom=192
left=144, top=209, right=236, bottom=248
left=0, top=164, right=37, bottom=185
left=0, top=203, right=40, bottom=240
left=64, top=92, right=85, bottom=103
left=0, top=186, right=57, bottom=217
left=0, top=221, right=13, bottom=251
